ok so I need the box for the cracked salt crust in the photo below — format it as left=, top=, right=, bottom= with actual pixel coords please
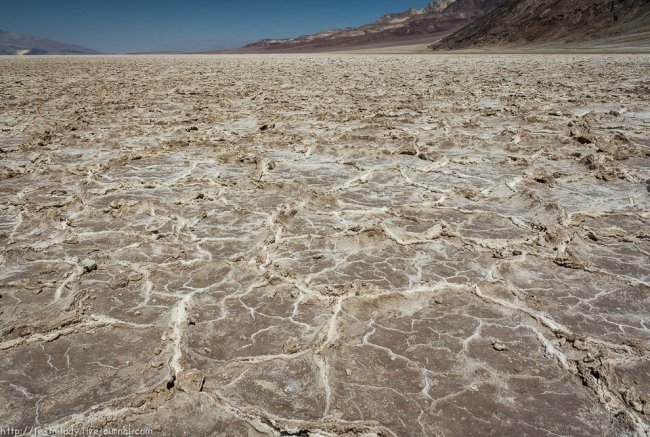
left=0, top=54, right=649, bottom=436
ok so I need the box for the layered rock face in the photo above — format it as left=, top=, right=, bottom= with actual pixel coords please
left=0, top=54, right=649, bottom=435
left=432, top=0, right=650, bottom=49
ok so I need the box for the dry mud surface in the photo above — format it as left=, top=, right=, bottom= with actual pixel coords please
left=1, top=54, right=649, bottom=436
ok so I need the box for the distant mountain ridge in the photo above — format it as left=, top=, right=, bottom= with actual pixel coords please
left=431, top=0, right=650, bottom=49
left=0, top=30, right=99, bottom=55
left=237, top=0, right=505, bottom=52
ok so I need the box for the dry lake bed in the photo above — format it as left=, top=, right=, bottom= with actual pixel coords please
left=0, top=54, right=649, bottom=436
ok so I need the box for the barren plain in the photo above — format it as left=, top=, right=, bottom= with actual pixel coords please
left=0, top=54, right=649, bottom=436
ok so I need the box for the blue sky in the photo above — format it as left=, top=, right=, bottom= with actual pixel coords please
left=1, top=0, right=431, bottom=53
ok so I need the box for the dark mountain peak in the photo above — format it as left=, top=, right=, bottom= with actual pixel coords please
left=431, top=0, right=650, bottom=50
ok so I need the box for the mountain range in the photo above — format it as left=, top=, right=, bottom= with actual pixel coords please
left=239, top=0, right=650, bottom=52
left=0, top=30, right=99, bottom=55
left=3, top=0, right=648, bottom=55
left=238, top=0, right=505, bottom=52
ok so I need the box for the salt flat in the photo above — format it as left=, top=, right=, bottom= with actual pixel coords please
left=0, top=54, right=649, bottom=436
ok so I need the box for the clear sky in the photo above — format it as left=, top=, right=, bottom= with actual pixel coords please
left=0, top=0, right=431, bottom=53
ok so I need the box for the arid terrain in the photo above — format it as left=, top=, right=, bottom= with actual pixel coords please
left=236, top=0, right=503, bottom=53
left=235, top=0, right=649, bottom=54
left=1, top=54, right=649, bottom=436
left=432, top=0, right=650, bottom=51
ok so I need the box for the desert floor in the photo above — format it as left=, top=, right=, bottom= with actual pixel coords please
left=1, top=54, right=649, bottom=436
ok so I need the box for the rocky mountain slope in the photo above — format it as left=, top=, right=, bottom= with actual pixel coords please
left=238, top=0, right=504, bottom=52
left=0, top=30, right=99, bottom=55
left=431, top=0, right=650, bottom=49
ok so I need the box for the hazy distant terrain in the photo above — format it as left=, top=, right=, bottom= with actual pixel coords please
left=1, top=54, right=649, bottom=435
left=0, top=30, right=99, bottom=55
